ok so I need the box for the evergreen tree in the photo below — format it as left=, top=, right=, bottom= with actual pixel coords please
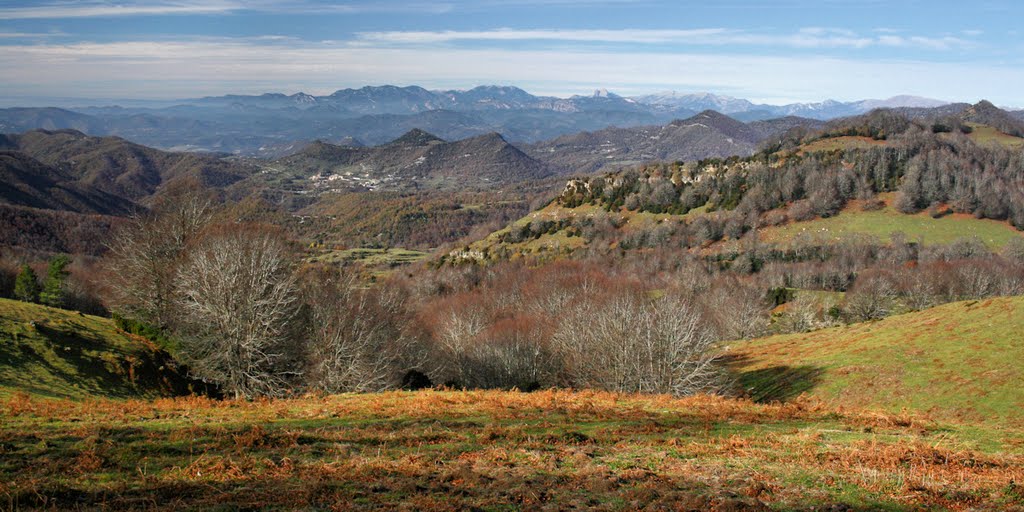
left=13, top=265, right=40, bottom=303
left=40, top=255, right=71, bottom=308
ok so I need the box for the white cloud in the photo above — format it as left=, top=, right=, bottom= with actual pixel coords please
left=0, top=1, right=244, bottom=19
left=0, top=1, right=455, bottom=19
left=355, top=28, right=730, bottom=45
left=355, top=27, right=975, bottom=51
left=0, top=31, right=67, bottom=38
left=0, top=39, right=1017, bottom=105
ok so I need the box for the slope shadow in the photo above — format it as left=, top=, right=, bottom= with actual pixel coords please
left=722, top=353, right=826, bottom=403
left=1, top=321, right=216, bottom=399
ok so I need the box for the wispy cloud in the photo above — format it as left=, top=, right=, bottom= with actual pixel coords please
left=0, top=1, right=242, bottom=20
left=0, top=1, right=455, bottom=19
left=0, top=39, right=1016, bottom=104
left=876, top=34, right=974, bottom=51
left=354, top=28, right=730, bottom=45
left=355, top=27, right=977, bottom=51
left=0, top=31, right=68, bottom=38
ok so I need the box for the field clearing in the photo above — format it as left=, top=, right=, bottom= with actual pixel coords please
left=2, top=389, right=1023, bottom=510
left=730, top=296, right=1024, bottom=429
left=309, top=248, right=429, bottom=267
left=797, top=136, right=889, bottom=154
left=758, top=197, right=1023, bottom=249
left=965, top=123, right=1024, bottom=149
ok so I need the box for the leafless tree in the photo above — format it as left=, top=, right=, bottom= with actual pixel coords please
left=704, top=277, right=768, bottom=340
left=174, top=226, right=300, bottom=398
left=776, top=296, right=821, bottom=334
left=553, top=293, right=722, bottom=396
left=1002, top=237, right=1024, bottom=265
left=303, top=268, right=426, bottom=393
left=899, top=269, right=939, bottom=311
left=953, top=261, right=1000, bottom=300
left=843, top=271, right=898, bottom=322
left=458, top=318, right=558, bottom=390
left=106, top=193, right=213, bottom=328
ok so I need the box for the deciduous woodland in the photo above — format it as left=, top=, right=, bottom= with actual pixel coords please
left=1, top=111, right=1021, bottom=402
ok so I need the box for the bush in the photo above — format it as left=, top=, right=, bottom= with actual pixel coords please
left=788, top=200, right=816, bottom=222
left=112, top=313, right=179, bottom=354
left=767, top=287, right=795, bottom=307
left=860, top=198, right=885, bottom=211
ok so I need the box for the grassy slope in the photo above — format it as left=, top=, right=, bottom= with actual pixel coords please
left=797, top=136, right=889, bottom=154
left=0, top=297, right=1022, bottom=509
left=309, top=247, right=428, bottom=266
left=470, top=192, right=1022, bottom=264
left=0, top=298, right=198, bottom=400
left=758, top=195, right=1023, bottom=249
left=730, top=296, right=1024, bottom=427
left=463, top=202, right=594, bottom=260
left=2, top=390, right=1022, bottom=510
left=966, top=123, right=1024, bottom=149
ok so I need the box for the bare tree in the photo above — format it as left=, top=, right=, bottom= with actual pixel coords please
left=553, top=293, right=722, bottom=396
left=456, top=317, right=558, bottom=390
left=899, top=268, right=939, bottom=311
left=1002, top=237, right=1024, bottom=265
left=174, top=226, right=300, bottom=398
left=304, top=268, right=425, bottom=393
left=844, top=271, right=898, bottom=322
left=953, top=261, right=1000, bottom=300
left=704, top=277, right=768, bottom=340
left=776, top=297, right=821, bottom=334
left=106, top=193, right=213, bottom=328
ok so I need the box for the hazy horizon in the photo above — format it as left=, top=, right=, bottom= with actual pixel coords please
left=1, top=1, right=1023, bottom=106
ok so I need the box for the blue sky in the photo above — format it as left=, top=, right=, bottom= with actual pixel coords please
left=1, top=0, right=1022, bottom=105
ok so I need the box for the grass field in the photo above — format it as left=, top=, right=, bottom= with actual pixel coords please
left=2, top=390, right=1022, bottom=510
left=796, top=136, right=889, bottom=154
left=0, top=298, right=199, bottom=400
left=730, top=296, right=1024, bottom=428
left=2, top=296, right=1023, bottom=509
left=758, top=196, right=1023, bottom=249
left=965, top=123, right=1024, bottom=149
left=309, top=248, right=429, bottom=267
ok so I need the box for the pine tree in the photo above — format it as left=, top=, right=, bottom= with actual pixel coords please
left=40, top=255, right=71, bottom=308
left=13, top=265, right=40, bottom=303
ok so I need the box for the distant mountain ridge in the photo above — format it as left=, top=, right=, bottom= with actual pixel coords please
left=0, top=85, right=966, bottom=156
left=191, top=85, right=950, bottom=121
left=632, top=91, right=949, bottom=120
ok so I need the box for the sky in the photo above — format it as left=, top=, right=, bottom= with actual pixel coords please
left=0, top=0, right=1022, bottom=106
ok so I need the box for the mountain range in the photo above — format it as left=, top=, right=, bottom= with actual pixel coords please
left=5, top=99, right=1021, bottom=217
left=3, top=99, right=1024, bottom=255
left=3, top=85, right=1008, bottom=156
